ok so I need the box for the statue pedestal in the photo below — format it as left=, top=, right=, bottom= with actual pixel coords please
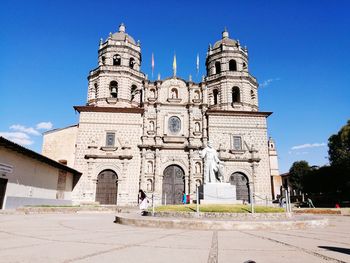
left=199, top=183, right=238, bottom=204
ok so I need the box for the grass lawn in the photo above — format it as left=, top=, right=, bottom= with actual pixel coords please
left=153, top=204, right=284, bottom=213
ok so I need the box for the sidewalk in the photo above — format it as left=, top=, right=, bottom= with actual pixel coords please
left=0, top=213, right=349, bottom=262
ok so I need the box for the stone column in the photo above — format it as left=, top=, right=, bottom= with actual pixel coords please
left=188, top=105, right=194, bottom=146
left=188, top=149, right=194, bottom=195
left=155, top=148, right=162, bottom=204
left=202, top=107, right=208, bottom=142
left=140, top=148, right=146, bottom=190
left=155, top=107, right=162, bottom=146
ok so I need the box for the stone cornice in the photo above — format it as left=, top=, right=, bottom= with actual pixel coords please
left=84, top=154, right=133, bottom=160
left=206, top=109, right=272, bottom=117
left=74, top=106, right=144, bottom=114
left=205, top=73, right=257, bottom=86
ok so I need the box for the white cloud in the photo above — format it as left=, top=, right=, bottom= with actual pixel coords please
left=36, top=122, right=53, bottom=130
left=0, top=132, right=34, bottom=145
left=9, top=124, right=41, bottom=136
left=260, top=78, right=280, bottom=88
left=291, top=143, right=326, bottom=150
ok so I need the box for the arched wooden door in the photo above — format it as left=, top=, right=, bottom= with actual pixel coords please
left=229, top=172, right=250, bottom=202
left=95, top=170, right=118, bottom=205
left=162, top=165, right=184, bottom=205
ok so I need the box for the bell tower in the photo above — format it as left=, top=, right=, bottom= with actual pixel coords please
left=87, top=23, right=145, bottom=108
left=205, top=29, right=258, bottom=111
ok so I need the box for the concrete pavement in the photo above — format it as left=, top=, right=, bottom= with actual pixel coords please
left=0, top=212, right=349, bottom=263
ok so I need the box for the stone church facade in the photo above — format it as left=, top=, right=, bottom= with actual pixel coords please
left=42, top=24, right=282, bottom=206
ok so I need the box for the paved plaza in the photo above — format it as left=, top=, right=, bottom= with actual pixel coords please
left=0, top=212, right=349, bottom=263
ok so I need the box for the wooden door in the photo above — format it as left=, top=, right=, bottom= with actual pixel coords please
left=95, top=170, right=118, bottom=205
left=162, top=165, right=184, bottom=205
left=229, top=172, right=250, bottom=202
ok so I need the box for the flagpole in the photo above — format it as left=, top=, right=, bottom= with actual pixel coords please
left=173, top=53, right=177, bottom=77
left=151, top=53, right=154, bottom=79
left=196, top=53, right=199, bottom=78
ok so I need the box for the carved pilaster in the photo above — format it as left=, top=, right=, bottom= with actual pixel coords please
left=155, top=107, right=162, bottom=145
left=140, top=148, right=146, bottom=189
left=155, top=149, right=162, bottom=194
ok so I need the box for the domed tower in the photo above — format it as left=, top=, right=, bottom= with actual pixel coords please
left=87, top=23, right=145, bottom=108
left=205, top=29, right=258, bottom=111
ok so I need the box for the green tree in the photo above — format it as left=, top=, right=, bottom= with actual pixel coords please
left=328, top=120, right=350, bottom=170
left=328, top=120, right=350, bottom=200
left=288, top=160, right=310, bottom=193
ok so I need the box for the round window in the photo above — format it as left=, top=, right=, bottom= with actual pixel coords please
left=168, top=116, right=181, bottom=134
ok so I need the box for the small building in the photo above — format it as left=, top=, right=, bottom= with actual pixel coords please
left=0, top=136, right=81, bottom=209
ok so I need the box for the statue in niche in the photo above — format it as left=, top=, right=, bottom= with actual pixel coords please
left=149, top=121, right=155, bottom=131
left=201, top=141, right=224, bottom=183
left=195, top=122, right=200, bottom=132
left=171, top=88, right=177, bottom=99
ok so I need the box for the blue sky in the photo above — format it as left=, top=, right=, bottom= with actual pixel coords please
left=1, top=0, right=349, bottom=173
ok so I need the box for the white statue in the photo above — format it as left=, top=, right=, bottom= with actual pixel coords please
left=201, top=141, right=224, bottom=183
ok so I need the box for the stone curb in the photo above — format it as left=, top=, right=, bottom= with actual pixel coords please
left=152, top=211, right=292, bottom=220
left=15, top=207, right=118, bottom=214
left=293, top=208, right=350, bottom=215
left=114, top=213, right=329, bottom=230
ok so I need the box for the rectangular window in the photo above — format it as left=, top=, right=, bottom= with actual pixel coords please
left=233, top=136, right=242, bottom=150
left=106, top=132, right=115, bottom=147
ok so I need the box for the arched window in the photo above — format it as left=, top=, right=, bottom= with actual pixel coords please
left=170, top=88, right=178, bottom=99
left=129, top=57, right=135, bottom=69
left=194, top=90, right=200, bottom=99
left=215, top=61, right=221, bottom=74
left=131, top=85, right=137, bottom=101
left=113, top=54, right=121, bottom=66
left=213, top=89, right=219, bottom=105
left=251, top=90, right=256, bottom=100
left=110, top=81, right=118, bottom=98
left=94, top=83, right=98, bottom=99
left=229, top=60, right=237, bottom=71
left=232, top=87, right=240, bottom=103
left=149, top=89, right=155, bottom=98
left=243, top=62, right=247, bottom=70
left=101, top=56, right=106, bottom=65
left=139, top=89, right=143, bottom=104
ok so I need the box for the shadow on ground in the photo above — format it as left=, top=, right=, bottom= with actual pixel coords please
left=319, top=246, right=350, bottom=255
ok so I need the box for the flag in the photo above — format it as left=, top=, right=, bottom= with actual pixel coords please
left=196, top=53, right=199, bottom=75
left=173, top=54, right=177, bottom=77
left=151, top=53, right=154, bottom=78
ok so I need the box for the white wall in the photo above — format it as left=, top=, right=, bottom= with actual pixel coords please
left=0, top=147, right=74, bottom=209
left=42, top=126, right=78, bottom=167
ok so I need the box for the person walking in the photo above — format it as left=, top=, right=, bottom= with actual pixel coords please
left=138, top=189, right=148, bottom=215
left=182, top=191, right=187, bottom=204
